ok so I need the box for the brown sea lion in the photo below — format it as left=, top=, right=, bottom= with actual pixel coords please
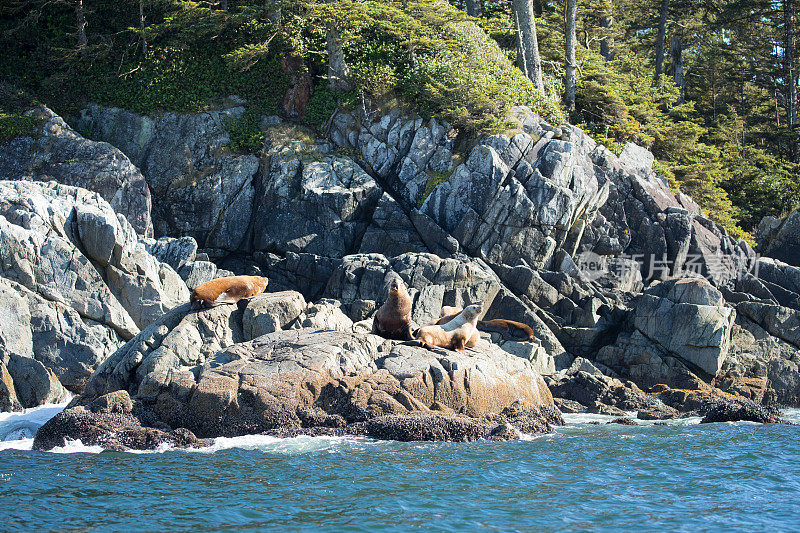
left=372, top=277, right=413, bottom=340
left=409, top=304, right=482, bottom=353
left=478, top=319, right=537, bottom=342
left=190, top=275, right=269, bottom=310
left=435, top=307, right=537, bottom=342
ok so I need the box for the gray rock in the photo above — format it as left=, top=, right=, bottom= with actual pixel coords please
left=77, top=105, right=258, bottom=250
left=242, top=291, right=307, bottom=338
left=143, top=236, right=198, bottom=272
left=632, top=279, right=735, bottom=376
left=618, top=142, right=655, bottom=180
left=758, top=210, right=800, bottom=267
left=76, top=327, right=554, bottom=439
left=296, top=299, right=354, bottom=331
left=0, top=181, right=188, bottom=408
left=253, top=140, right=381, bottom=257
left=0, top=107, right=152, bottom=235
left=550, top=371, right=651, bottom=411
left=179, top=261, right=234, bottom=290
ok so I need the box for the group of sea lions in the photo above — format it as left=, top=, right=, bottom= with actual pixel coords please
left=371, top=276, right=537, bottom=353
left=188, top=274, right=537, bottom=354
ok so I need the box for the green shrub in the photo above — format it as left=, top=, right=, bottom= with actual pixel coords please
left=0, top=113, right=41, bottom=143
left=227, top=107, right=265, bottom=153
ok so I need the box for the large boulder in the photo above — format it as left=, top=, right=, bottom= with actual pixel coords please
left=0, top=107, right=151, bottom=235
left=595, top=279, right=736, bottom=391
left=68, top=313, right=554, bottom=441
left=632, top=279, right=735, bottom=376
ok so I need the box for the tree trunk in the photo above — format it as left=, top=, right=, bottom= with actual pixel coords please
left=466, top=0, right=481, bottom=17
left=76, top=0, right=87, bottom=59
left=565, top=0, right=577, bottom=110
left=220, top=0, right=228, bottom=10
left=139, top=0, right=147, bottom=54
left=786, top=0, right=797, bottom=160
left=600, top=14, right=614, bottom=62
left=512, top=0, right=545, bottom=94
left=655, top=0, right=668, bottom=83
left=670, top=35, right=684, bottom=103
left=326, top=24, right=352, bottom=91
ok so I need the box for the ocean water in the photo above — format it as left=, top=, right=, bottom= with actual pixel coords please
left=1, top=406, right=799, bottom=532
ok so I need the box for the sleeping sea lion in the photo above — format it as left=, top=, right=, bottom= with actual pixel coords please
left=477, top=319, right=537, bottom=342
left=435, top=307, right=537, bottom=342
left=372, top=277, right=414, bottom=340
left=190, top=275, right=269, bottom=310
left=408, top=304, right=483, bottom=353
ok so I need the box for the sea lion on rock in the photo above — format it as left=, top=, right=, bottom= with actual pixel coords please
left=435, top=307, right=537, bottom=343
left=477, top=319, right=537, bottom=342
left=372, top=277, right=414, bottom=340
left=409, top=304, right=482, bottom=353
left=190, top=275, right=269, bottom=310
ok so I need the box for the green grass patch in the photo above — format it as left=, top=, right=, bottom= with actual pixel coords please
left=419, top=168, right=454, bottom=206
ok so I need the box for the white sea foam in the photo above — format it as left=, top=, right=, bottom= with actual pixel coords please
left=0, top=437, right=34, bottom=451
left=48, top=439, right=105, bottom=454
left=192, top=434, right=370, bottom=455
left=561, top=411, right=702, bottom=427
left=781, top=408, right=800, bottom=424
left=0, top=401, right=70, bottom=451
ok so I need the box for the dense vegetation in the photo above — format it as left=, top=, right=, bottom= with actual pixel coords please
left=1, top=0, right=799, bottom=238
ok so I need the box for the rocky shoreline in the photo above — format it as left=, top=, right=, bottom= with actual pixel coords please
left=1, top=103, right=799, bottom=451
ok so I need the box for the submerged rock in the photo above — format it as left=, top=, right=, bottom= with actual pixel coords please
left=363, top=415, right=516, bottom=442
left=607, top=417, right=638, bottom=426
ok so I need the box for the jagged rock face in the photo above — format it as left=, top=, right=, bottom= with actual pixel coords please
left=7, top=103, right=800, bottom=417
left=633, top=279, right=735, bottom=376
left=0, top=107, right=152, bottom=236
left=330, top=111, right=456, bottom=210
left=0, top=180, right=187, bottom=408
left=252, top=141, right=382, bottom=257
left=757, top=210, right=800, bottom=267
left=77, top=105, right=259, bottom=250
left=595, top=279, right=735, bottom=388
left=421, top=127, right=608, bottom=270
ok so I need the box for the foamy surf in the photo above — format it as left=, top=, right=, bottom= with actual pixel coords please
left=0, top=401, right=70, bottom=450
left=561, top=412, right=703, bottom=426
left=192, top=434, right=373, bottom=455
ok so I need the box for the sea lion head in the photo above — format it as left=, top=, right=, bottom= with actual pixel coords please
left=388, top=277, right=406, bottom=298
left=462, top=303, right=483, bottom=322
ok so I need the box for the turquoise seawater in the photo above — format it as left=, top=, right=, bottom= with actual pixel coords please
left=1, top=406, right=799, bottom=532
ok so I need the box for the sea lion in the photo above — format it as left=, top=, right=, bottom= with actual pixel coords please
left=410, top=304, right=483, bottom=353
left=427, top=305, right=480, bottom=348
left=190, top=275, right=269, bottom=310
left=477, top=319, right=537, bottom=342
left=372, top=277, right=414, bottom=340
left=435, top=307, right=537, bottom=342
